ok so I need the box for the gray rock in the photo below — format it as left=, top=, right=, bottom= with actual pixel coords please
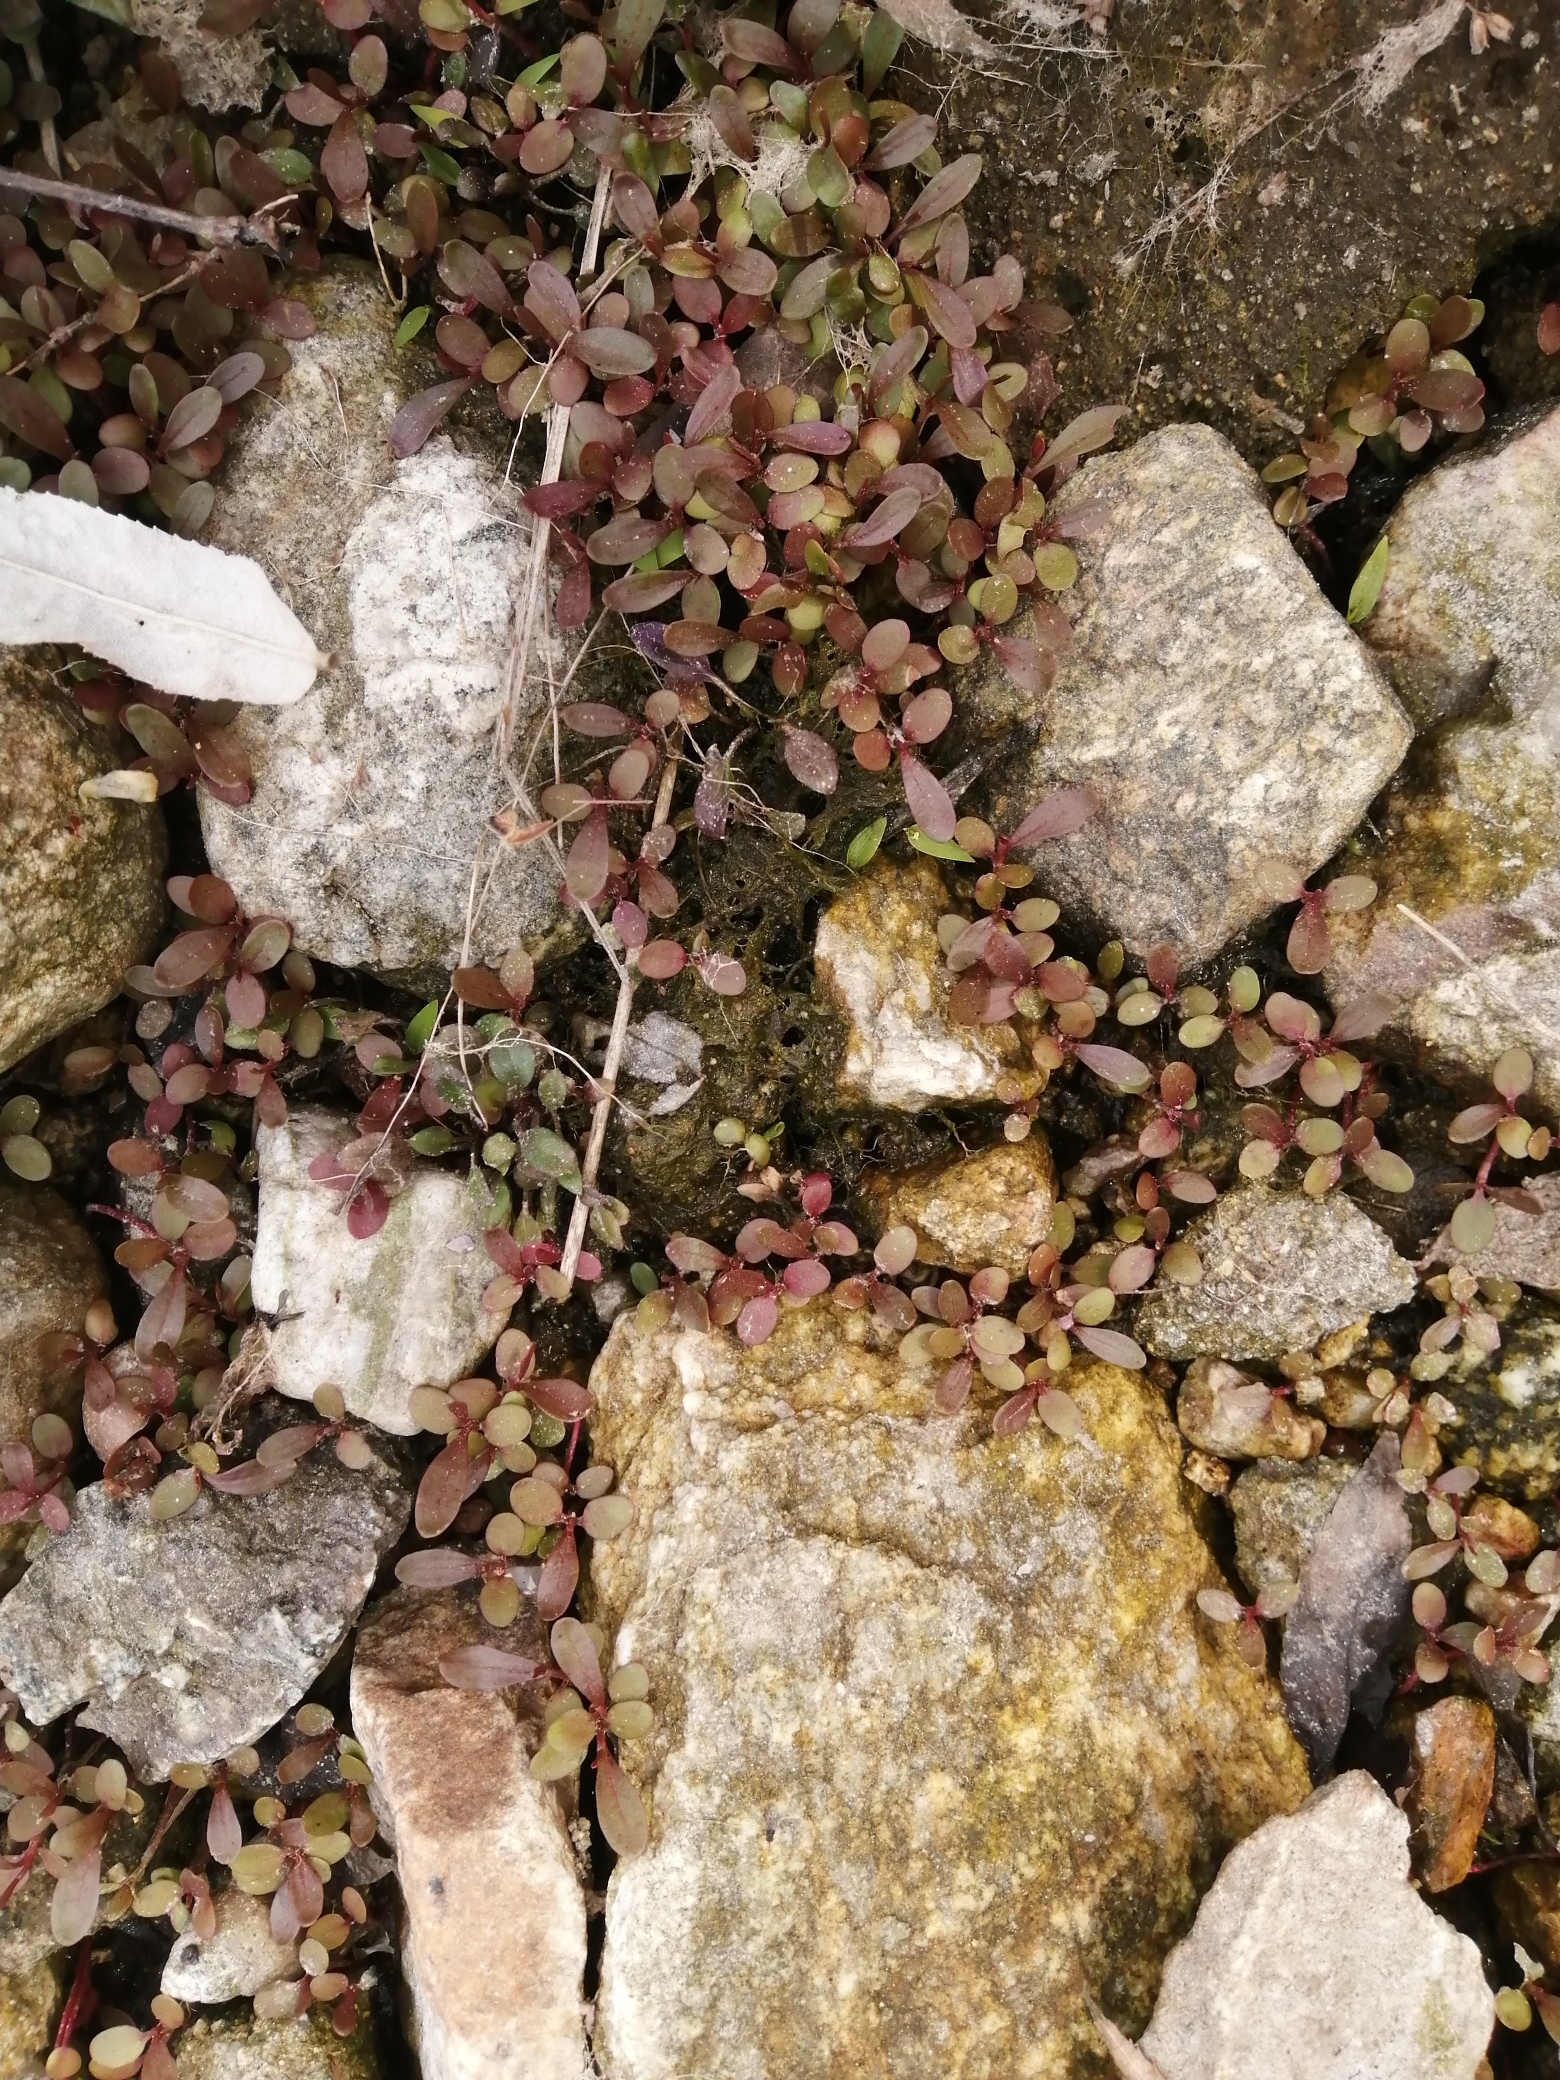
left=1230, top=1457, right=1357, bottom=1605
left=162, top=1888, right=299, bottom=2005
left=812, top=858, right=1034, bottom=1111
left=0, top=1446, right=407, bottom=1780
left=1427, top=1170, right=1560, bottom=1294
left=1138, top=1772, right=1493, bottom=2080
left=967, top=424, right=1410, bottom=964
left=251, top=1107, right=501, bottom=1435
left=0, top=651, right=165, bottom=1073
left=198, top=264, right=568, bottom=983
left=1365, top=405, right=1560, bottom=731
left=587, top=1305, right=1308, bottom=2080
left=1324, top=413, right=1560, bottom=1108
left=351, top=1588, right=588, bottom=2080
left=166, top=2009, right=380, bottom=2080
left=1135, top=1182, right=1418, bottom=1363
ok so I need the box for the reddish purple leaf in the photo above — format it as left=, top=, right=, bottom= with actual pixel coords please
left=1073, top=1044, right=1153, bottom=1093
left=528, top=1376, right=595, bottom=1423
left=781, top=726, right=839, bottom=795
left=347, top=1181, right=389, bottom=1240
left=900, top=751, right=956, bottom=841
left=389, top=379, right=474, bottom=460
left=440, top=1644, right=545, bottom=1690
left=397, top=1548, right=485, bottom=1588
left=1073, top=1324, right=1146, bottom=1369
left=595, top=1749, right=649, bottom=1856
left=1010, top=789, right=1096, bottom=845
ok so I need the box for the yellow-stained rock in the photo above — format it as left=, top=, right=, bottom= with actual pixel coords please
left=587, top=1304, right=1310, bottom=2080
left=863, top=1137, right=1058, bottom=1279
left=0, top=1955, right=60, bottom=2079
left=813, top=859, right=1032, bottom=1113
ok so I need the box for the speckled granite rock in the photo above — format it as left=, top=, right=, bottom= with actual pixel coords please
left=0, top=1442, right=407, bottom=1779
left=967, top=424, right=1410, bottom=964
left=351, top=1587, right=588, bottom=2080
left=1134, top=1183, right=1417, bottom=1363
left=198, top=264, right=567, bottom=982
left=1440, top=1299, right=1560, bottom=1501
left=862, top=1136, right=1057, bottom=1278
left=0, top=1956, right=60, bottom=2080
left=252, top=1106, right=500, bottom=1434
left=1364, top=405, right=1559, bottom=731
left=587, top=1306, right=1309, bottom=2080
left=813, top=859, right=1033, bottom=1112
left=167, top=2008, right=380, bottom=2080
left=1137, top=1772, right=1494, bottom=2080
left=1427, top=1171, right=1560, bottom=1293
left=1229, top=1457, right=1357, bottom=1606
left=0, top=651, right=165, bottom=1073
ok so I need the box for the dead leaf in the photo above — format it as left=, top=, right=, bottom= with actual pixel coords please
left=1085, top=1996, right=1170, bottom=2080
left=1280, top=1432, right=1410, bottom=1774
left=878, top=0, right=994, bottom=57
left=0, top=485, right=325, bottom=706
left=1407, top=1695, right=1495, bottom=1892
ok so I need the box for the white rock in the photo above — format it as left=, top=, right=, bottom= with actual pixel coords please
left=162, top=1889, right=299, bottom=2004
left=1138, top=1771, right=1494, bottom=2080
left=814, top=858, right=1030, bottom=1110
left=199, top=265, right=566, bottom=979
left=252, top=1107, right=499, bottom=1434
left=351, top=1588, right=588, bottom=2080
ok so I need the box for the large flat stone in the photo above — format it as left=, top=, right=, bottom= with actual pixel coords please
left=0, top=1437, right=407, bottom=1779
left=1138, top=1772, right=1493, bottom=2080
left=351, top=1586, right=588, bottom=2080
left=587, top=1305, right=1308, bottom=2080
left=967, top=424, right=1410, bottom=965
left=252, top=1107, right=500, bottom=1435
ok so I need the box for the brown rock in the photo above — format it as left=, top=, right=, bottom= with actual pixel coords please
left=1494, top=1861, right=1560, bottom=1976
left=0, top=650, right=165, bottom=1074
left=1462, top=1494, right=1541, bottom=1563
left=1406, top=1696, right=1496, bottom=1894
left=863, top=1136, right=1057, bottom=1278
left=1176, top=1358, right=1325, bottom=1462
left=350, top=1586, right=588, bottom=2080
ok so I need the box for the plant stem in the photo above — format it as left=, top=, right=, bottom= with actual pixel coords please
left=0, top=166, right=267, bottom=246
left=55, top=1937, right=95, bottom=2052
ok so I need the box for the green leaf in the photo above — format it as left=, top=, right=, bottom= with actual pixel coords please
left=1347, top=536, right=1389, bottom=626
left=1, top=1134, right=50, bottom=1181
left=862, top=6, right=903, bottom=96
left=520, top=1128, right=580, bottom=1187
left=907, top=829, right=975, bottom=864
left=517, top=52, right=560, bottom=86
left=404, top=999, right=440, bottom=1055
left=490, top=1038, right=535, bottom=1089
left=846, top=816, right=886, bottom=872
left=420, top=143, right=462, bottom=184
left=409, top=1125, right=454, bottom=1156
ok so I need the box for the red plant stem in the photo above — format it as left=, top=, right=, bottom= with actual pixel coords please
left=84, top=1202, right=158, bottom=1237
left=55, top=1937, right=96, bottom=2051
left=1475, top=1136, right=1500, bottom=1194
left=130, top=1782, right=197, bottom=1885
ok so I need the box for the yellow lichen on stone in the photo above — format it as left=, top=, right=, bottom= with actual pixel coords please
left=588, top=1304, right=1310, bottom=2080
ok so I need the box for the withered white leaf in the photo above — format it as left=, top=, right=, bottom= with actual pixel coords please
left=0, top=486, right=326, bottom=706
left=1085, top=1996, right=1170, bottom=2080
